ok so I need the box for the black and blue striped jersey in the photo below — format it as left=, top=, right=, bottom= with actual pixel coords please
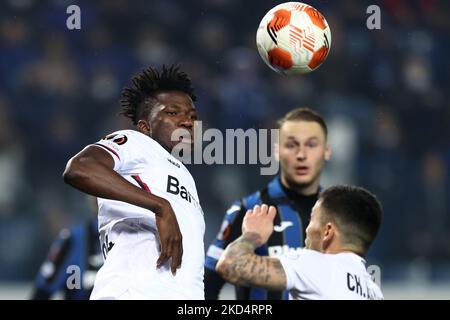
left=31, top=218, right=102, bottom=300
left=205, top=175, right=318, bottom=300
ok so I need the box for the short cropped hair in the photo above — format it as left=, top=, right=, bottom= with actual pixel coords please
left=277, top=108, right=328, bottom=137
left=319, top=185, right=383, bottom=255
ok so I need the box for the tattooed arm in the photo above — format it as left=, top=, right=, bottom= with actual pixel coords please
left=216, top=204, right=287, bottom=291
left=216, top=232, right=287, bottom=290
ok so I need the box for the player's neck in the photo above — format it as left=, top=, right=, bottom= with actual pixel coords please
left=325, top=245, right=363, bottom=257
left=280, top=175, right=320, bottom=196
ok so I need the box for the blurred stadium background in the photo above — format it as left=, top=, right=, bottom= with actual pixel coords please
left=0, top=0, right=449, bottom=299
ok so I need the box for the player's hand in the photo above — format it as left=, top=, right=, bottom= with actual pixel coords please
left=155, top=199, right=183, bottom=275
left=242, top=204, right=276, bottom=247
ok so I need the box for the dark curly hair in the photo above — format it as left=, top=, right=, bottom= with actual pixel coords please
left=120, top=64, right=196, bottom=125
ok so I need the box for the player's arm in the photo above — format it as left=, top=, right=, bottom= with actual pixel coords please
left=63, top=145, right=182, bottom=274
left=216, top=205, right=287, bottom=291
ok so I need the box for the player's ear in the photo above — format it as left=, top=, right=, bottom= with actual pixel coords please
left=322, top=222, right=334, bottom=251
left=138, top=120, right=151, bottom=135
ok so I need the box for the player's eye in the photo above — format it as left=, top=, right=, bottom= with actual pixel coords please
left=166, top=111, right=178, bottom=116
left=285, top=143, right=296, bottom=149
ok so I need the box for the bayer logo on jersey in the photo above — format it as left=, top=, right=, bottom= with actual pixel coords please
left=166, top=175, right=201, bottom=209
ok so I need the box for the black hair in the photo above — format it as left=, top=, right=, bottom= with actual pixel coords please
left=120, top=64, right=196, bottom=124
left=319, top=185, right=383, bottom=255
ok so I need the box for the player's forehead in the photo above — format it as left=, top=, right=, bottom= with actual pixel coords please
left=154, top=90, right=196, bottom=111
left=280, top=120, right=325, bottom=141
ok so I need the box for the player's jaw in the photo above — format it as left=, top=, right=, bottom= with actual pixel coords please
left=304, top=201, right=325, bottom=252
left=158, top=122, right=195, bottom=153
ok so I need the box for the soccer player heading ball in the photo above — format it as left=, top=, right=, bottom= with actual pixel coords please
left=63, top=65, right=205, bottom=299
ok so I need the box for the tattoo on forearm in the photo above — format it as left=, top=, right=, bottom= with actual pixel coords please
left=219, top=234, right=287, bottom=291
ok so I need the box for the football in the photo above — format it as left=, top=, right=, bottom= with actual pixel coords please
left=256, top=2, right=331, bottom=75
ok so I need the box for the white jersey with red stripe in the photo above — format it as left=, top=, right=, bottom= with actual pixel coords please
left=279, top=249, right=384, bottom=300
left=89, top=129, right=205, bottom=300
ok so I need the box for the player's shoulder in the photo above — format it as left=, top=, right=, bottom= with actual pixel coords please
left=225, top=185, right=270, bottom=219
left=222, top=189, right=261, bottom=221
left=241, top=177, right=279, bottom=208
left=297, top=250, right=359, bottom=265
left=282, top=248, right=329, bottom=265
left=102, top=129, right=143, bottom=144
left=100, top=129, right=164, bottom=152
left=241, top=189, right=263, bottom=210
left=295, top=251, right=371, bottom=277
left=222, top=181, right=274, bottom=221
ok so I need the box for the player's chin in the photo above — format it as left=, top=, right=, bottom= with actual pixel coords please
left=295, top=169, right=320, bottom=185
left=292, top=175, right=313, bottom=186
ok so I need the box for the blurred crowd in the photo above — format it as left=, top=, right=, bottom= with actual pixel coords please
left=0, top=0, right=449, bottom=283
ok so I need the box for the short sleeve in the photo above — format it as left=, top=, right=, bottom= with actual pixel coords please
left=92, top=130, right=142, bottom=173
left=278, top=250, right=301, bottom=290
left=278, top=249, right=328, bottom=293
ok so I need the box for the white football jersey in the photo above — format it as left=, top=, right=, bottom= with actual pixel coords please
left=89, top=129, right=205, bottom=300
left=279, top=249, right=383, bottom=300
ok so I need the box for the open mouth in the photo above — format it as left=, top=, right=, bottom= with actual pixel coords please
left=295, top=166, right=309, bottom=175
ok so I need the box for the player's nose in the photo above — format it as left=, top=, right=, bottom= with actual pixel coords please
left=179, top=117, right=194, bottom=129
left=296, top=148, right=306, bottom=160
